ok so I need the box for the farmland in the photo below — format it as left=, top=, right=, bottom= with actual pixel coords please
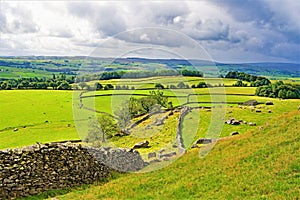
left=1, top=76, right=299, bottom=152
left=0, top=57, right=300, bottom=200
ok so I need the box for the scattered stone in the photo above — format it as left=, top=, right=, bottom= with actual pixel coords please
left=158, top=149, right=166, bottom=154
left=268, top=110, right=272, bottom=113
left=256, top=109, right=262, bottom=113
left=148, top=152, right=156, bottom=159
left=266, top=101, right=274, bottom=105
left=195, top=138, right=213, bottom=144
left=249, top=122, right=257, bottom=126
left=44, top=120, right=49, bottom=123
left=225, top=118, right=241, bottom=125
left=149, top=159, right=161, bottom=164
left=133, top=140, right=149, bottom=149
left=13, top=128, right=18, bottom=132
left=242, top=100, right=258, bottom=106
left=231, top=131, right=239, bottom=136
left=231, top=120, right=241, bottom=125
left=158, top=151, right=177, bottom=159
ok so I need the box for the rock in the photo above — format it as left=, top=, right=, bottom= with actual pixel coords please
left=195, top=138, right=212, bottom=144
left=158, top=151, right=176, bottom=159
left=148, top=152, right=156, bottom=159
left=242, top=100, right=258, bottom=106
left=266, top=101, right=274, bottom=105
left=225, top=118, right=241, bottom=125
left=158, top=149, right=165, bottom=154
left=231, top=131, right=239, bottom=136
left=149, top=159, right=161, bottom=164
left=231, top=120, right=241, bottom=125
left=13, top=128, right=18, bottom=132
left=133, top=140, right=149, bottom=149
left=268, top=110, right=272, bottom=113
left=256, top=109, right=262, bottom=113
left=248, top=122, right=257, bottom=126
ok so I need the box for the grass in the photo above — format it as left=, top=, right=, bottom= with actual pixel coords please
left=27, top=110, right=300, bottom=200
left=0, top=90, right=80, bottom=149
left=1, top=85, right=299, bottom=150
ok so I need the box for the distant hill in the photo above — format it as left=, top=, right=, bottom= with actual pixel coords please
left=0, top=56, right=299, bottom=79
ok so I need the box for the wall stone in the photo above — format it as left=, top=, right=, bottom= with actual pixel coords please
left=176, top=106, right=192, bottom=154
left=86, top=147, right=146, bottom=172
left=0, top=143, right=146, bottom=199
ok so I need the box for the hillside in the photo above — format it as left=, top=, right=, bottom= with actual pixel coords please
left=28, top=110, right=300, bottom=199
left=1, top=56, right=300, bottom=79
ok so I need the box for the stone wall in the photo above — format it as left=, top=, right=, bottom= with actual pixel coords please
left=0, top=143, right=146, bottom=199
left=176, top=106, right=192, bottom=154
left=87, top=147, right=146, bottom=172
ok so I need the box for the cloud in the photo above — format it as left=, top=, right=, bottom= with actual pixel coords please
left=0, top=2, right=39, bottom=34
left=67, top=2, right=126, bottom=37
left=0, top=1, right=299, bottom=63
left=188, top=19, right=229, bottom=41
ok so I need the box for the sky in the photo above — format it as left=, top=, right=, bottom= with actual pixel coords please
left=0, top=1, right=299, bottom=63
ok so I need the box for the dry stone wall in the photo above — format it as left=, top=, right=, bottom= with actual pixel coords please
left=0, top=143, right=146, bottom=199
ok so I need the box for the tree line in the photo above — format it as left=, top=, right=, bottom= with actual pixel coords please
left=75, top=69, right=203, bottom=82
left=255, top=81, right=300, bottom=99
left=0, top=74, right=74, bottom=90
left=226, top=71, right=271, bottom=87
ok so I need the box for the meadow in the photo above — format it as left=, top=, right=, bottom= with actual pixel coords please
left=1, top=77, right=299, bottom=153
left=23, top=110, right=300, bottom=200
left=0, top=73, right=299, bottom=200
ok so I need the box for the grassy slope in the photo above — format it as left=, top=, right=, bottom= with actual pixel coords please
left=47, top=111, right=299, bottom=200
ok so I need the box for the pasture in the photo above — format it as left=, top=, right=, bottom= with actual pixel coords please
left=1, top=77, right=299, bottom=153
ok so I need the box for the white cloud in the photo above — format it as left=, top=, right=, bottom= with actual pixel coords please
left=0, top=1, right=299, bottom=62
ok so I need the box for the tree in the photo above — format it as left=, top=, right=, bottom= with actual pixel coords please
left=57, top=81, right=71, bottom=90
left=78, top=82, right=87, bottom=90
left=85, top=115, right=119, bottom=147
left=114, top=101, right=131, bottom=129
left=94, top=82, right=103, bottom=90
left=104, top=84, right=114, bottom=90
left=49, top=81, right=58, bottom=90
left=177, top=82, right=186, bottom=89
left=155, top=83, right=164, bottom=89
left=150, top=90, right=169, bottom=108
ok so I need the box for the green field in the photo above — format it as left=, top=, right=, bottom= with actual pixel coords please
left=1, top=74, right=300, bottom=199
left=25, top=110, right=300, bottom=200
left=0, top=90, right=80, bottom=149
left=1, top=82, right=299, bottom=152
